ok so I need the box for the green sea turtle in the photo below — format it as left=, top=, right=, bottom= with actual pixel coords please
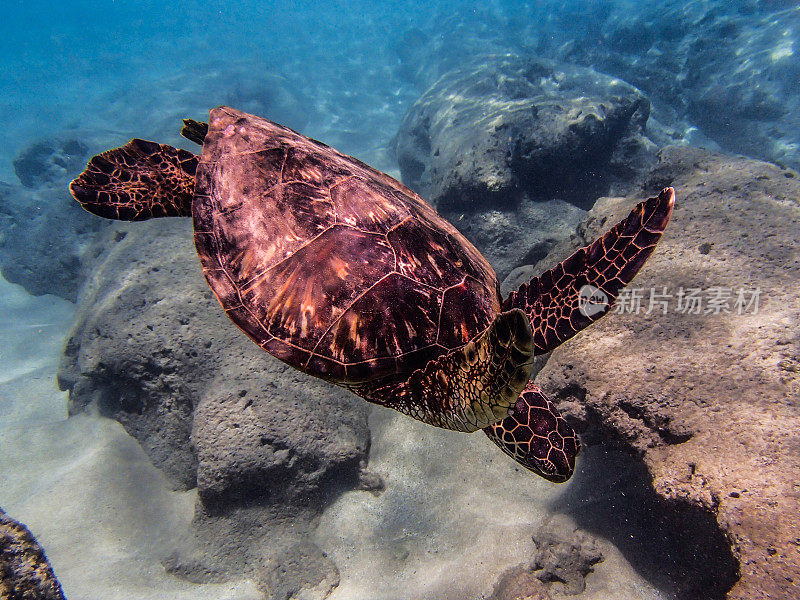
left=70, top=106, right=674, bottom=482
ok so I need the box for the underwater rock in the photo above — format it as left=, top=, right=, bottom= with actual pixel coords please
left=58, top=219, right=369, bottom=496
left=537, top=146, right=800, bottom=599
left=0, top=507, right=66, bottom=600
left=58, top=219, right=370, bottom=594
left=396, top=55, right=656, bottom=212
left=487, top=564, right=552, bottom=600
left=257, top=539, right=340, bottom=600
left=164, top=504, right=340, bottom=600
left=58, top=221, right=204, bottom=488
left=530, top=519, right=604, bottom=595
left=0, top=182, right=103, bottom=301
left=395, top=54, right=652, bottom=279
left=393, top=2, right=800, bottom=169
left=552, top=1, right=800, bottom=169
left=450, top=197, right=585, bottom=282
left=192, top=367, right=369, bottom=510
left=13, top=138, right=88, bottom=189
left=486, top=519, right=604, bottom=598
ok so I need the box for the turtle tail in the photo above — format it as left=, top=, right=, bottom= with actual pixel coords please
left=70, top=139, right=198, bottom=221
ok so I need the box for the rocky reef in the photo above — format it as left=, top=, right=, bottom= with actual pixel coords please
left=551, top=2, right=800, bottom=169
left=532, top=146, right=800, bottom=599
left=8, top=2, right=799, bottom=302
left=54, top=145, right=800, bottom=600
left=2, top=1, right=798, bottom=599
left=394, top=1, right=800, bottom=171
left=55, top=93, right=800, bottom=600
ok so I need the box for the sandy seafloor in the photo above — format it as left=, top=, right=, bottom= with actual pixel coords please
left=0, top=267, right=671, bottom=598
left=0, top=272, right=260, bottom=599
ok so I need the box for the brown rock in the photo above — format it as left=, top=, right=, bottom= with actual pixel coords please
left=0, top=507, right=66, bottom=600
left=539, top=146, right=800, bottom=599
left=487, top=564, right=552, bottom=600
left=529, top=520, right=603, bottom=595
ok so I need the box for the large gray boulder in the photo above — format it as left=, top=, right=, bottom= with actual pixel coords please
left=57, top=218, right=373, bottom=596
left=535, top=146, right=800, bottom=600
left=396, top=55, right=656, bottom=211
left=58, top=219, right=371, bottom=495
left=0, top=180, right=103, bottom=302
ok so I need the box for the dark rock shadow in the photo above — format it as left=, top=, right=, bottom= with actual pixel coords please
left=551, top=443, right=739, bottom=600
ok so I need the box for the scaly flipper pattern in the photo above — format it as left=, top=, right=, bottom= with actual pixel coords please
left=483, top=382, right=580, bottom=482
left=358, top=309, right=534, bottom=432
left=70, top=139, right=198, bottom=221
left=503, top=187, right=675, bottom=354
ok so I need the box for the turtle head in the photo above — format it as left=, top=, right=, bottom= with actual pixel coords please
left=484, top=383, right=580, bottom=483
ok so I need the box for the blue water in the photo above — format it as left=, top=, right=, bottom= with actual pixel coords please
left=1, top=1, right=798, bottom=599
left=4, top=1, right=796, bottom=176
left=2, top=0, right=430, bottom=177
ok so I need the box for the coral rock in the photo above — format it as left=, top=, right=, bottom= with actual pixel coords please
left=539, top=146, right=800, bottom=599
left=0, top=508, right=66, bottom=600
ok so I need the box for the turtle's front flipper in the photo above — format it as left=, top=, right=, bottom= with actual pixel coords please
left=484, top=382, right=579, bottom=482
left=361, top=309, right=534, bottom=432
left=70, top=139, right=198, bottom=221
left=504, top=187, right=675, bottom=354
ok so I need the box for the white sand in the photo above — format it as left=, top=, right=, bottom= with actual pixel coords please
left=0, top=274, right=260, bottom=600
left=316, top=406, right=668, bottom=600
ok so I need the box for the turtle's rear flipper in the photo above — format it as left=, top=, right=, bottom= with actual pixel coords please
left=484, top=382, right=579, bottom=482
left=181, top=119, right=208, bottom=145
left=70, top=139, right=198, bottom=221
left=503, top=187, right=675, bottom=354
